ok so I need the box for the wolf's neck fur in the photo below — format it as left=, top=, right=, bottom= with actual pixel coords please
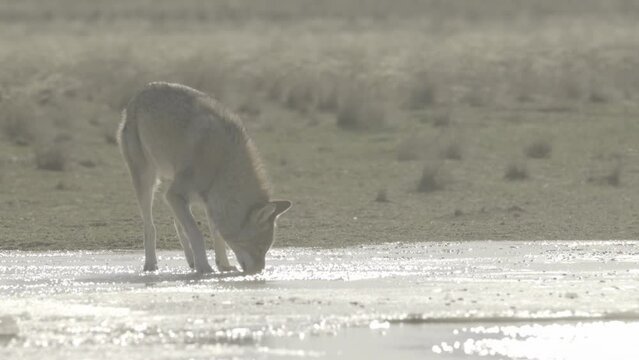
left=206, top=135, right=270, bottom=240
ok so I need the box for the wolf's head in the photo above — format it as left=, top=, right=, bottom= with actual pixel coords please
left=228, top=200, right=291, bottom=274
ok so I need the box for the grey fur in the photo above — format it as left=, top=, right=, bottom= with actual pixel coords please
left=118, top=82, right=290, bottom=274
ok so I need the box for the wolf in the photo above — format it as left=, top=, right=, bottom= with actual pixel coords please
left=118, top=82, right=290, bottom=274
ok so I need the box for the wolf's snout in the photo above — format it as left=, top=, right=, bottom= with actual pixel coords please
left=240, top=258, right=265, bottom=275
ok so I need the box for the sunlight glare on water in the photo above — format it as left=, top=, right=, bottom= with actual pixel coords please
left=433, top=321, right=639, bottom=359
left=1, top=241, right=638, bottom=359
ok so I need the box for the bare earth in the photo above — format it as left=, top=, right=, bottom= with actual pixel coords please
left=1, top=6, right=639, bottom=250
left=1, top=102, right=639, bottom=250
left=1, top=3, right=639, bottom=360
left=1, top=241, right=638, bottom=359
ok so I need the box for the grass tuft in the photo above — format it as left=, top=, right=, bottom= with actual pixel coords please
left=407, top=72, right=437, bottom=109
left=419, top=109, right=451, bottom=127
left=417, top=161, right=447, bottom=192
left=336, top=88, right=386, bottom=131
left=605, top=164, right=622, bottom=186
left=375, top=189, right=389, bottom=202
left=524, top=138, right=552, bottom=159
left=78, top=159, right=97, bottom=168
left=34, top=142, right=68, bottom=171
left=588, top=160, right=623, bottom=187
left=441, top=140, right=462, bottom=160
left=397, top=136, right=425, bottom=161
left=0, top=98, right=38, bottom=146
left=504, top=161, right=529, bottom=181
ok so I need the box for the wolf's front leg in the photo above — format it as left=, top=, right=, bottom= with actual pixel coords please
left=174, top=220, right=195, bottom=269
left=165, top=187, right=213, bottom=274
left=213, top=231, right=237, bottom=272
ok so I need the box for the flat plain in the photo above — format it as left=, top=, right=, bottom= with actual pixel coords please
left=1, top=0, right=639, bottom=250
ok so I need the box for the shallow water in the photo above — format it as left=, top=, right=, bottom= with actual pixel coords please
left=1, top=241, right=638, bottom=359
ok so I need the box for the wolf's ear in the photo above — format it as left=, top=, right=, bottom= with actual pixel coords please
left=251, top=200, right=292, bottom=225
left=251, top=203, right=277, bottom=225
left=272, top=200, right=291, bottom=219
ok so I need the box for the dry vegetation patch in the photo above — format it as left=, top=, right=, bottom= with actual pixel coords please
left=587, top=156, right=624, bottom=187
left=0, top=98, right=39, bottom=146
left=397, top=136, right=427, bottom=161
left=375, top=189, right=389, bottom=203
left=417, top=161, right=448, bottom=193
left=336, top=88, right=387, bottom=131
left=524, top=138, right=553, bottom=159
left=34, top=141, right=69, bottom=171
left=407, top=71, right=438, bottom=110
left=504, top=161, right=529, bottom=181
left=1, top=0, right=639, bottom=248
left=440, top=140, right=463, bottom=160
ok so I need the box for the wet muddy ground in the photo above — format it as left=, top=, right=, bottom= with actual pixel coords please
left=1, top=241, right=638, bottom=359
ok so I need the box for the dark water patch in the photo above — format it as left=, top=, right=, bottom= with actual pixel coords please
left=0, top=315, right=19, bottom=346
left=387, top=311, right=639, bottom=325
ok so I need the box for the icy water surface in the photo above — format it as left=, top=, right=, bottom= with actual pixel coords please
left=1, top=241, right=638, bottom=359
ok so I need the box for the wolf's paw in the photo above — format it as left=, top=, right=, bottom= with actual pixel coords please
left=186, top=259, right=195, bottom=269
left=217, top=264, right=238, bottom=272
left=143, top=262, right=158, bottom=272
left=195, top=263, right=214, bottom=274
left=216, top=258, right=238, bottom=272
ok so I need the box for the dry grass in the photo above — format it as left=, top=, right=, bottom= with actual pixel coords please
left=375, top=189, right=389, bottom=203
left=78, top=159, right=97, bottom=168
left=397, top=134, right=461, bottom=162
left=397, top=136, right=426, bottom=161
left=407, top=71, right=437, bottom=110
left=0, top=98, right=38, bottom=146
left=236, top=98, right=262, bottom=120
left=102, top=126, right=118, bottom=145
left=441, top=140, right=462, bottom=160
left=336, top=88, right=386, bottom=131
left=34, top=141, right=69, bottom=171
left=1, top=10, right=638, bottom=136
left=54, top=180, right=76, bottom=191
left=163, top=53, right=230, bottom=100
left=432, top=111, right=452, bottom=127
left=417, top=161, right=447, bottom=192
left=282, top=74, right=322, bottom=114
left=504, top=161, right=529, bottom=181
left=525, top=139, right=552, bottom=159
left=605, top=164, right=623, bottom=187
left=587, top=158, right=624, bottom=187
left=419, top=109, right=452, bottom=127
left=5, top=0, right=638, bottom=27
left=2, top=0, right=639, bottom=249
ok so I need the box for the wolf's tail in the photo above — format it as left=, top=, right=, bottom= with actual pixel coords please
left=117, top=100, right=147, bottom=172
